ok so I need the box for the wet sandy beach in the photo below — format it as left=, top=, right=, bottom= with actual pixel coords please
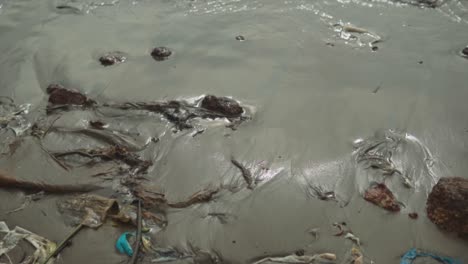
left=0, top=0, right=468, bottom=263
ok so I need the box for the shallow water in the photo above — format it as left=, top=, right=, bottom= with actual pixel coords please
left=0, top=0, right=468, bottom=263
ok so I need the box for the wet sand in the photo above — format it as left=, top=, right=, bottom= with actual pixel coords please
left=1, top=0, right=468, bottom=263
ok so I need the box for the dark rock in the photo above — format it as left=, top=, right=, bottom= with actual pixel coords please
left=408, top=212, right=418, bottom=219
left=151, top=47, right=172, bottom=61
left=364, top=183, right=401, bottom=212
left=461, top=47, right=468, bottom=57
left=418, top=61, right=423, bottom=64
left=200, top=95, right=243, bottom=117
left=371, top=46, right=378, bottom=51
left=99, top=52, right=126, bottom=66
left=426, top=177, right=468, bottom=237
left=235, top=35, right=245, bottom=41
left=89, top=120, right=106, bottom=130
left=46, top=84, right=96, bottom=106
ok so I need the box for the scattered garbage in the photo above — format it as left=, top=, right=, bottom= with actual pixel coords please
left=150, top=47, right=172, bottom=61
left=99, top=51, right=127, bottom=66
left=364, top=183, right=401, bottom=212
left=0, top=222, right=57, bottom=264
left=426, top=177, right=468, bottom=237
left=344, top=233, right=361, bottom=246
left=0, top=97, right=31, bottom=136
left=252, top=252, right=336, bottom=264
left=400, top=248, right=461, bottom=264
left=350, top=247, right=363, bottom=264
left=57, top=194, right=119, bottom=228
left=116, top=232, right=135, bottom=256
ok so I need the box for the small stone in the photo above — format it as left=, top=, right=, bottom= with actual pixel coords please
left=326, top=42, right=335, bottom=47
left=151, top=47, right=172, bottom=61
left=418, top=61, right=423, bottom=64
left=408, top=212, right=418, bottom=219
left=232, top=240, right=236, bottom=244
left=235, top=35, right=245, bottom=41
left=371, top=46, right=378, bottom=51
left=200, top=95, right=243, bottom=117
left=461, top=47, right=468, bottom=57
left=98, top=52, right=126, bottom=66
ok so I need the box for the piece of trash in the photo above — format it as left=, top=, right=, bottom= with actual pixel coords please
left=43, top=195, right=120, bottom=264
left=307, top=228, right=320, bottom=240
left=0, top=171, right=101, bottom=194
left=400, top=248, right=461, bottom=264
left=116, top=232, right=135, bottom=256
left=231, top=158, right=255, bottom=189
left=111, top=205, right=167, bottom=228
left=426, top=177, right=468, bottom=237
left=252, top=252, right=336, bottom=264
left=57, top=194, right=119, bottom=228
left=351, top=247, right=363, bottom=264
left=364, top=183, right=401, bottom=212
left=344, top=233, right=361, bottom=246
left=0, top=97, right=31, bottom=136
left=0, top=221, right=57, bottom=264
left=151, top=47, right=172, bottom=61
left=99, top=51, right=127, bottom=66
left=332, top=222, right=348, bottom=236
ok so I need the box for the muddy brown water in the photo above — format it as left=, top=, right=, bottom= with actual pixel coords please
left=1, top=0, right=468, bottom=263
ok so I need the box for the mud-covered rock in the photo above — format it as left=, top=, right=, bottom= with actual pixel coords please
left=47, top=84, right=96, bottom=106
left=200, top=95, right=243, bottom=117
left=426, top=177, right=468, bottom=237
left=150, top=47, right=172, bottom=61
left=461, top=47, right=468, bottom=58
left=99, top=51, right=126, bottom=66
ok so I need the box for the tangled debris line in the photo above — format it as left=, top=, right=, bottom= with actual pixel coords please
left=52, top=145, right=153, bottom=174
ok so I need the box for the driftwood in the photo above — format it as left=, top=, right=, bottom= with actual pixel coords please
left=0, top=172, right=101, bottom=194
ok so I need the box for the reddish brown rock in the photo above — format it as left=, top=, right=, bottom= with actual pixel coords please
left=200, top=95, right=243, bottom=117
left=426, top=177, right=468, bottom=237
left=364, top=183, right=401, bottom=212
left=408, top=212, right=418, bottom=219
left=46, top=84, right=96, bottom=106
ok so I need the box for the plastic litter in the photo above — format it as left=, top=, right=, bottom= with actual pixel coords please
left=252, top=253, right=336, bottom=264
left=116, top=232, right=135, bottom=256
left=344, top=233, right=361, bottom=246
left=0, top=222, right=56, bottom=264
left=400, top=248, right=461, bottom=264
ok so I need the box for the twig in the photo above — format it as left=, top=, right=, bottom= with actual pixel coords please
left=231, top=158, right=254, bottom=189
left=129, top=199, right=142, bottom=264
left=38, top=142, right=70, bottom=171
left=42, top=223, right=84, bottom=264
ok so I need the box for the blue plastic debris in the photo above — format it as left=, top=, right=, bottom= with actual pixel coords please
left=116, top=232, right=135, bottom=256
left=400, top=248, right=461, bottom=264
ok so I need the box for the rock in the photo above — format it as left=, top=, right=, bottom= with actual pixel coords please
left=426, top=177, right=468, bottom=237
left=200, top=95, right=243, bottom=117
left=461, top=47, right=468, bottom=58
left=408, top=212, right=418, bottom=219
left=46, top=84, right=96, bottom=106
left=364, top=183, right=401, bottom=212
left=235, top=35, right=245, bottom=41
left=98, top=51, right=126, bottom=66
left=150, top=47, right=172, bottom=61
